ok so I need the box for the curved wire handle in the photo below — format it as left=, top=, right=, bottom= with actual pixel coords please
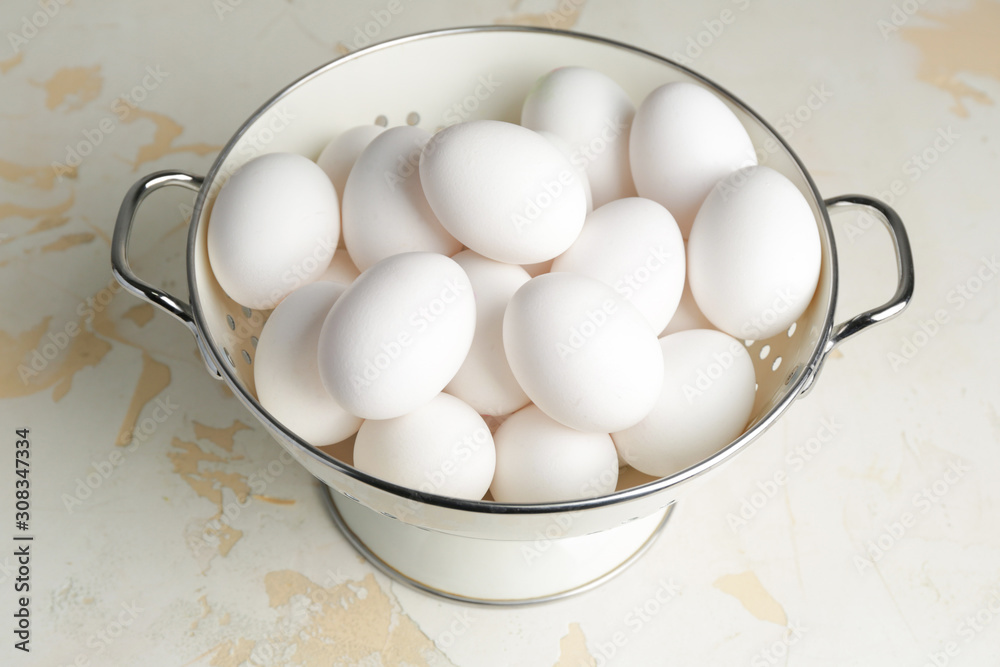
left=800, top=194, right=915, bottom=395
left=111, top=170, right=220, bottom=377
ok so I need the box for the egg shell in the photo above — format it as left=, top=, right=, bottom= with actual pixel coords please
left=612, top=330, right=756, bottom=477
left=503, top=272, right=664, bottom=432
left=521, top=67, right=637, bottom=208
left=353, top=393, right=495, bottom=501
left=317, top=248, right=360, bottom=286
left=254, top=281, right=362, bottom=446
left=316, top=124, right=385, bottom=199
left=342, top=126, right=461, bottom=271
left=445, top=250, right=531, bottom=416
left=419, top=120, right=587, bottom=265
left=318, top=251, right=475, bottom=420
left=552, top=197, right=685, bottom=333
left=687, top=165, right=821, bottom=340
left=207, top=152, right=340, bottom=309
left=630, top=81, right=757, bottom=237
left=661, top=277, right=715, bottom=336
left=490, top=404, right=618, bottom=503
left=535, top=130, right=593, bottom=213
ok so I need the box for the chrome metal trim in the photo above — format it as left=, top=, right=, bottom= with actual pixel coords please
left=112, top=170, right=203, bottom=329
left=111, top=169, right=221, bottom=378
left=799, top=194, right=915, bottom=395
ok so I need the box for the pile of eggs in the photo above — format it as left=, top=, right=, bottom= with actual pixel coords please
left=207, top=67, right=821, bottom=504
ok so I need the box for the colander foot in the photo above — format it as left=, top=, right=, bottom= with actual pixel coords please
left=319, top=484, right=673, bottom=606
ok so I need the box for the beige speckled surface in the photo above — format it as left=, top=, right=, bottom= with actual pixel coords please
left=1, top=1, right=998, bottom=665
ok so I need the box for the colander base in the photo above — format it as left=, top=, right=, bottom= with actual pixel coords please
left=321, top=484, right=673, bottom=605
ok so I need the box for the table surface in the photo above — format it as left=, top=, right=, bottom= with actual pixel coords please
left=1, top=0, right=998, bottom=665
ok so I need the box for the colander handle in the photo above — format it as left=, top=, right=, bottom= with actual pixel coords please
left=112, top=170, right=221, bottom=378
left=800, top=194, right=914, bottom=394
left=825, top=195, right=914, bottom=343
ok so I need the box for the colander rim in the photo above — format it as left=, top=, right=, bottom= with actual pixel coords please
left=186, top=24, right=838, bottom=516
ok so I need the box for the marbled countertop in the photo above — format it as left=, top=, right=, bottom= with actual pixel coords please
left=1, top=1, right=998, bottom=665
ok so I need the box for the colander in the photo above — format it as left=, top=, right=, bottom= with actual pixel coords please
left=111, top=26, right=914, bottom=605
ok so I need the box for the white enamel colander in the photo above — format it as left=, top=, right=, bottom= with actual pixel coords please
left=112, top=26, right=913, bottom=604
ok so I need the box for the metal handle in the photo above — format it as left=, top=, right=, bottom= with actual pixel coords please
left=112, top=170, right=203, bottom=327
left=800, top=194, right=914, bottom=395
left=112, top=170, right=221, bottom=378
left=825, top=194, right=914, bottom=345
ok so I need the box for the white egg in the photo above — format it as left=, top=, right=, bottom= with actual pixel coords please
left=490, top=404, right=618, bottom=503
left=535, top=130, right=593, bottom=213
left=353, top=393, right=495, bottom=501
left=552, top=197, right=685, bottom=333
left=661, top=278, right=715, bottom=336
left=613, top=330, right=756, bottom=477
left=503, top=272, right=664, bottom=432
left=445, top=250, right=531, bottom=416
left=317, top=248, right=360, bottom=286
left=420, top=120, right=587, bottom=265
left=521, top=67, right=637, bottom=208
left=688, top=165, right=821, bottom=340
left=316, top=124, right=385, bottom=199
left=630, top=81, right=757, bottom=237
left=207, top=152, right=339, bottom=309
left=342, top=126, right=461, bottom=271
left=254, top=281, right=362, bottom=446
left=318, top=252, right=475, bottom=420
